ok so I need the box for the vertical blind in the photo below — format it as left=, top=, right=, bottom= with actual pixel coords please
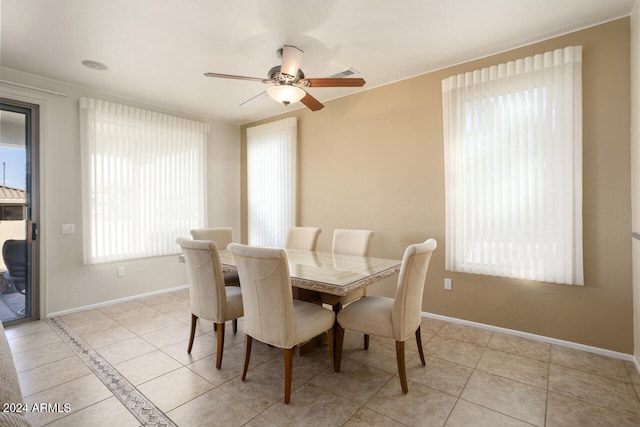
left=246, top=117, right=297, bottom=248
left=441, top=46, right=583, bottom=285
left=79, top=98, right=207, bottom=264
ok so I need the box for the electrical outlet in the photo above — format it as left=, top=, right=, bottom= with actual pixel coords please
left=444, top=278, right=452, bottom=290
left=61, top=224, right=75, bottom=234
left=117, top=267, right=125, bottom=277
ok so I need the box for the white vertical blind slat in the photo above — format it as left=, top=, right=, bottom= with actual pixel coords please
left=247, top=117, right=297, bottom=248
left=79, top=98, right=207, bottom=264
left=441, top=46, right=583, bottom=285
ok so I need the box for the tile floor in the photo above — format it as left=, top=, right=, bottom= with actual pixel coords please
left=5, top=288, right=640, bottom=427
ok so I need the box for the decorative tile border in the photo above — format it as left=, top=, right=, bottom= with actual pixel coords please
left=46, top=317, right=177, bottom=427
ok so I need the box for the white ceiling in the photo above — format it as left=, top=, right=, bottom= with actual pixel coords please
left=0, top=0, right=636, bottom=125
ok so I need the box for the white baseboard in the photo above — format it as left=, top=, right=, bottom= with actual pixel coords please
left=46, top=285, right=189, bottom=318
left=422, top=311, right=637, bottom=364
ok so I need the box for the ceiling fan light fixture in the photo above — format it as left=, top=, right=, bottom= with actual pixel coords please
left=267, top=84, right=305, bottom=106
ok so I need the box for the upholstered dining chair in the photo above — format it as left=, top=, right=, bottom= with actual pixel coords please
left=190, top=227, right=239, bottom=284
left=190, top=227, right=240, bottom=333
left=335, top=239, right=437, bottom=393
left=321, top=229, right=374, bottom=311
left=228, top=243, right=335, bottom=404
left=285, top=226, right=322, bottom=251
left=176, top=238, right=243, bottom=369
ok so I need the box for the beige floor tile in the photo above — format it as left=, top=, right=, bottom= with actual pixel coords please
left=476, top=348, right=549, bottom=388
left=260, top=382, right=360, bottom=427
left=406, top=354, right=474, bottom=396
left=311, top=357, right=392, bottom=405
left=546, top=391, right=640, bottom=427
left=119, top=313, right=182, bottom=336
left=460, top=370, right=547, bottom=426
left=167, top=388, right=257, bottom=427
left=114, top=350, right=182, bottom=385
left=18, top=356, right=91, bottom=397
left=488, top=332, right=551, bottom=362
left=165, top=307, right=192, bottom=324
left=550, top=345, right=629, bottom=381
left=624, top=361, right=640, bottom=385
left=136, top=366, right=214, bottom=412
left=141, top=322, right=199, bottom=348
left=59, top=310, right=119, bottom=336
left=144, top=297, right=190, bottom=314
left=548, top=364, right=640, bottom=418
left=346, top=338, right=416, bottom=374
left=161, top=336, right=218, bottom=365
left=366, top=379, right=457, bottom=427
left=445, top=399, right=536, bottom=427
left=97, top=299, right=149, bottom=317
left=4, top=320, right=51, bottom=339
left=8, top=328, right=62, bottom=353
left=97, top=336, right=157, bottom=365
left=45, top=397, right=140, bottom=427
left=81, top=325, right=137, bottom=349
left=343, top=407, right=405, bottom=426
left=13, top=341, right=75, bottom=373
left=437, top=322, right=493, bottom=347
left=186, top=340, right=276, bottom=386
left=108, top=304, right=163, bottom=324
left=420, top=316, right=447, bottom=335
left=424, top=335, right=485, bottom=368
left=218, top=357, right=293, bottom=412
left=23, top=374, right=112, bottom=426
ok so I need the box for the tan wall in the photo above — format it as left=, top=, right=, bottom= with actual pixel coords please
left=242, top=18, right=633, bottom=353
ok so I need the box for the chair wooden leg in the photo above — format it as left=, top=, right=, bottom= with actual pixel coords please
left=187, top=314, right=198, bottom=354
left=395, top=340, right=408, bottom=393
left=242, top=335, right=253, bottom=381
left=364, top=334, right=370, bottom=350
left=327, top=327, right=335, bottom=372
left=284, top=348, right=293, bottom=404
left=215, top=322, right=225, bottom=369
left=232, top=318, right=238, bottom=334
left=334, top=323, right=345, bottom=372
left=415, top=327, right=426, bottom=366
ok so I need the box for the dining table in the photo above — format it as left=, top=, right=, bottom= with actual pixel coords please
left=216, top=248, right=402, bottom=368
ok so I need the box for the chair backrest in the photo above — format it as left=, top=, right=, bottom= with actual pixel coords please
left=285, top=227, right=321, bottom=251
left=190, top=227, right=234, bottom=250
left=332, top=229, right=374, bottom=256
left=228, top=243, right=297, bottom=348
left=2, top=239, right=26, bottom=278
left=392, top=239, right=437, bottom=340
left=176, top=237, right=228, bottom=322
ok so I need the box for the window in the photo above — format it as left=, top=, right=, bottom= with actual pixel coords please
left=0, top=205, right=25, bottom=220
left=246, top=117, right=297, bottom=247
left=441, top=46, right=583, bottom=285
left=79, top=98, right=207, bottom=264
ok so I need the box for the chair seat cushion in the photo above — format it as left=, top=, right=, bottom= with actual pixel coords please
left=337, top=296, right=395, bottom=339
left=292, top=300, right=335, bottom=346
left=224, top=286, right=244, bottom=321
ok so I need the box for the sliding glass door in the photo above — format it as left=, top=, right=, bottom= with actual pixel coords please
left=0, top=99, right=39, bottom=324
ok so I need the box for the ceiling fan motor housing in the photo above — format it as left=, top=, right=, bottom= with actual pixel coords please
left=268, top=66, right=305, bottom=84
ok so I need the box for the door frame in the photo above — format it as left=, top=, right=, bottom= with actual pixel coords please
left=0, top=97, right=40, bottom=324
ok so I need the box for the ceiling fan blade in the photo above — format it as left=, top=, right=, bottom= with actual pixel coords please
left=204, top=72, right=269, bottom=83
left=281, top=45, right=304, bottom=77
left=300, top=91, right=324, bottom=111
left=301, top=78, right=366, bottom=87
left=239, top=91, right=268, bottom=107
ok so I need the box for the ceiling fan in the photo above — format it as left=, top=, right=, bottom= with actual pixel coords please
left=204, top=45, right=366, bottom=111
